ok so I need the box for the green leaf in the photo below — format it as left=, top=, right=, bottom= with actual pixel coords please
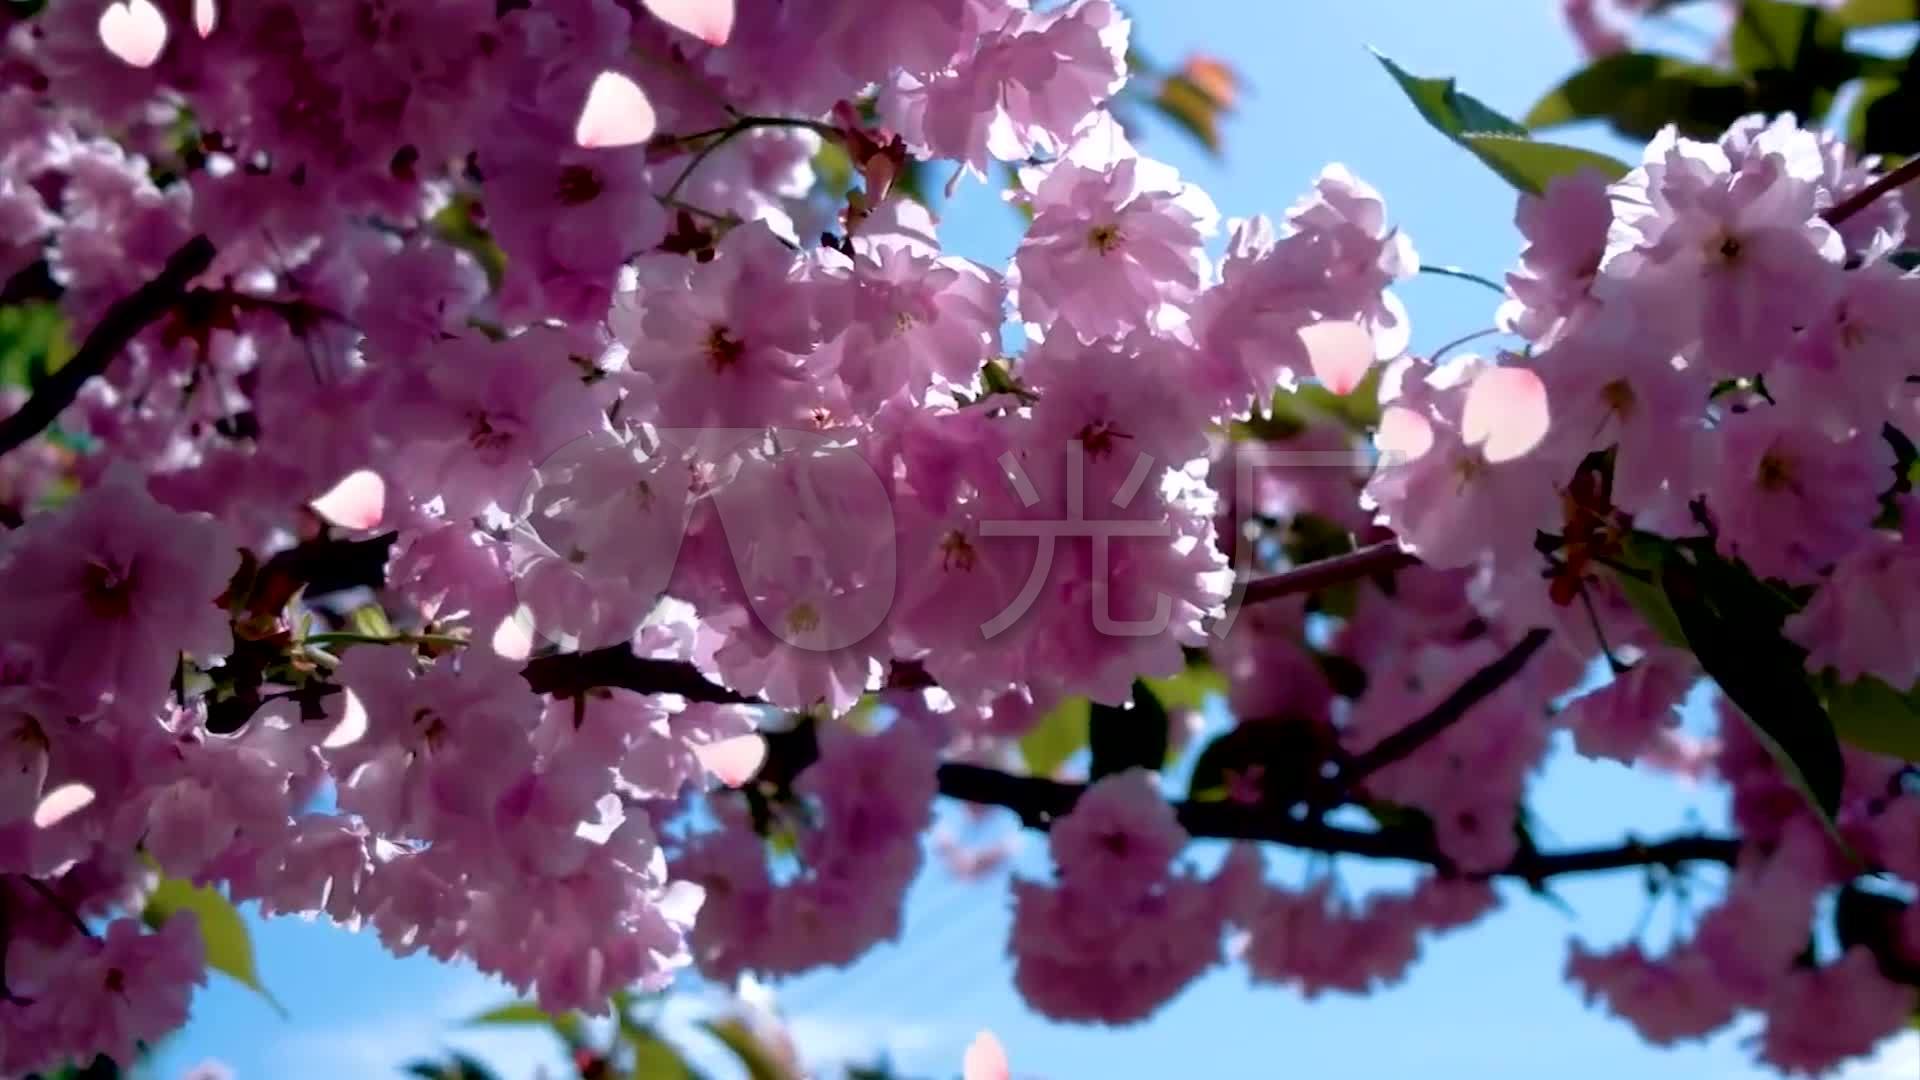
left=0, top=302, right=74, bottom=389
left=1142, top=664, right=1227, bottom=714
left=1372, top=49, right=1526, bottom=138
left=893, top=158, right=934, bottom=208
left=1821, top=674, right=1920, bottom=761
left=628, top=1027, right=700, bottom=1080
left=1287, top=365, right=1384, bottom=433
left=1732, top=0, right=1819, bottom=71
left=1660, top=555, right=1844, bottom=821
left=1848, top=75, right=1920, bottom=158
left=1152, top=72, right=1228, bottom=154
left=811, top=140, right=853, bottom=198
left=1524, top=52, right=1750, bottom=140
left=1610, top=534, right=1689, bottom=649
left=700, top=1018, right=798, bottom=1080
left=142, top=878, right=285, bottom=1017
left=1372, top=50, right=1633, bottom=197
left=466, top=1000, right=583, bottom=1045
left=429, top=194, right=507, bottom=290
left=1832, top=0, right=1918, bottom=26
left=1458, top=134, right=1632, bottom=195
left=1089, top=680, right=1171, bottom=779
left=348, top=605, right=395, bottom=641
left=1020, top=697, right=1089, bottom=777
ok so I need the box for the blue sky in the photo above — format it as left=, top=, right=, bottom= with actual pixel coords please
left=150, top=2, right=1920, bottom=1078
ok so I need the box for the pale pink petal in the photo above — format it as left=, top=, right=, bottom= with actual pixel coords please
left=694, top=734, right=766, bottom=787
left=1298, top=320, right=1375, bottom=396
left=643, top=0, right=735, bottom=45
left=193, top=0, right=217, bottom=36
left=659, top=880, right=707, bottom=925
left=1461, top=366, right=1551, bottom=463
left=963, top=1030, right=1010, bottom=1080
left=98, top=0, right=169, bottom=68
left=322, top=687, right=368, bottom=750
left=33, top=782, right=96, bottom=828
left=490, top=606, right=536, bottom=661
left=309, top=469, right=386, bottom=531
left=574, top=71, right=658, bottom=150
left=1375, top=405, right=1435, bottom=464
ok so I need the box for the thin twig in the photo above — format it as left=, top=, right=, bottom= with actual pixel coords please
left=20, top=877, right=94, bottom=940
left=1429, top=326, right=1505, bottom=365
left=1241, top=541, right=1419, bottom=606
left=662, top=116, right=838, bottom=202
left=1339, top=627, right=1554, bottom=789
left=1419, top=264, right=1506, bottom=295
left=1824, top=155, right=1920, bottom=228
left=0, top=235, right=216, bottom=457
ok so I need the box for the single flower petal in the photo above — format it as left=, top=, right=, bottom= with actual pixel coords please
left=962, top=1030, right=1010, bottom=1080
left=1462, top=366, right=1551, bottom=463
left=490, top=606, right=536, bottom=661
left=1376, top=404, right=1435, bottom=464
left=1298, top=320, right=1375, bottom=396
left=34, top=782, right=96, bottom=828
left=322, top=687, right=369, bottom=750
left=694, top=734, right=767, bottom=787
left=98, top=0, right=169, bottom=68
left=574, top=71, right=658, bottom=149
left=659, top=880, right=707, bottom=925
left=643, top=0, right=735, bottom=45
left=310, top=469, right=386, bottom=531
left=193, top=0, right=216, bottom=36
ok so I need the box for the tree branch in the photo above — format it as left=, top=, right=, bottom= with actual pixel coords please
left=522, top=644, right=759, bottom=704
left=1824, top=155, right=1920, bottom=227
left=0, top=259, right=58, bottom=307
left=1338, top=627, right=1553, bottom=790
left=1241, top=541, right=1419, bottom=606
left=0, top=235, right=216, bottom=457
left=247, top=531, right=1730, bottom=884
left=934, top=762, right=1738, bottom=882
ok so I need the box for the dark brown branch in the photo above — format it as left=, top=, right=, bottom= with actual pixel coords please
left=18, top=876, right=94, bottom=940
left=1824, top=156, right=1920, bottom=228
left=522, top=644, right=759, bottom=704
left=934, top=762, right=1738, bottom=882
left=1241, top=541, right=1419, bottom=606
left=514, top=547, right=1414, bottom=705
left=252, top=533, right=1728, bottom=883
left=0, top=234, right=216, bottom=457
left=1338, top=627, right=1553, bottom=790
left=0, top=259, right=58, bottom=307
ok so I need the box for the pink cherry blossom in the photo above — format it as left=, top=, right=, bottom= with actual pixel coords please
left=1786, top=530, right=1920, bottom=687
left=1599, top=123, right=1844, bottom=377
left=0, top=471, right=237, bottom=716
left=1013, top=142, right=1216, bottom=339
left=1707, top=405, right=1890, bottom=583
left=881, top=0, right=1130, bottom=175
left=1566, top=942, right=1739, bottom=1045
left=1756, top=948, right=1917, bottom=1075
left=1501, top=169, right=1615, bottom=345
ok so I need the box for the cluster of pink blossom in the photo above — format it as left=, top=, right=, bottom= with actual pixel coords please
left=0, top=0, right=1912, bottom=1075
